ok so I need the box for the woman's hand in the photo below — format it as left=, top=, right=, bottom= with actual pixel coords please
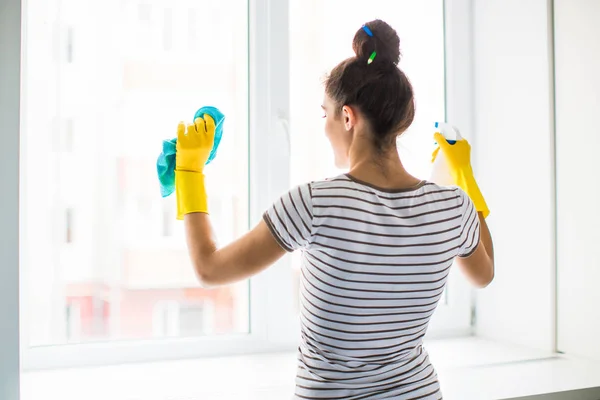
left=432, top=133, right=490, bottom=218
left=175, top=115, right=216, bottom=219
left=432, top=133, right=474, bottom=175
left=176, top=116, right=216, bottom=173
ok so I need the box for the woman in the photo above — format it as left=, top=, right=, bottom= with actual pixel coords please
left=174, top=19, right=494, bottom=400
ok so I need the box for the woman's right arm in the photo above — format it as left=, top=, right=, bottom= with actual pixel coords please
left=432, top=132, right=494, bottom=287
left=456, top=213, right=494, bottom=288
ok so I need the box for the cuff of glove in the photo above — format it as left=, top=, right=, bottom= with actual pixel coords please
left=175, top=170, right=208, bottom=220
left=455, top=172, right=490, bottom=219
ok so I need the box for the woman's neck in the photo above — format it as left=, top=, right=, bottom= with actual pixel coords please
left=347, top=136, right=421, bottom=190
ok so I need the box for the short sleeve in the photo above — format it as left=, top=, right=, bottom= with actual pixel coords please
left=263, top=183, right=313, bottom=252
left=457, top=189, right=481, bottom=258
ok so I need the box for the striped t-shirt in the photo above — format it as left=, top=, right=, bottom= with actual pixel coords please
left=264, top=174, right=481, bottom=400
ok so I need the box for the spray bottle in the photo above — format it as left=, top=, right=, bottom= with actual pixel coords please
left=430, top=122, right=463, bottom=186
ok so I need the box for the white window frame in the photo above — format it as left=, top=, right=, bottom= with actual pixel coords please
left=427, top=0, right=477, bottom=338
left=15, top=0, right=474, bottom=371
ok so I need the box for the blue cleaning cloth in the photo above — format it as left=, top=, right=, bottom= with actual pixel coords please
left=156, top=106, right=225, bottom=198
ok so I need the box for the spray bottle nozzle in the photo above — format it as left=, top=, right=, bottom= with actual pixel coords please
left=434, top=121, right=462, bottom=144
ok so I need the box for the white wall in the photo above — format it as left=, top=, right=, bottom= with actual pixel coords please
left=554, top=0, right=600, bottom=361
left=0, top=0, right=22, bottom=398
left=472, top=0, right=556, bottom=351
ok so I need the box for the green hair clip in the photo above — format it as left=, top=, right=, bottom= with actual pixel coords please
left=367, top=51, right=377, bottom=64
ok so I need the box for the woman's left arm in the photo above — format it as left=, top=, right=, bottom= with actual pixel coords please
left=184, top=213, right=286, bottom=288
left=174, top=116, right=310, bottom=287
left=175, top=115, right=310, bottom=286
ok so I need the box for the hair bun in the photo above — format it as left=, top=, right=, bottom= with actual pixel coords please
left=353, top=19, right=401, bottom=66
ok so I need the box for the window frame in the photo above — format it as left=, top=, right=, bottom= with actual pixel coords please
left=427, top=0, right=477, bottom=338
left=20, top=0, right=298, bottom=371
left=16, top=0, right=475, bottom=370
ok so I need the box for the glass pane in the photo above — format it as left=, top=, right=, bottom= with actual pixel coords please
left=22, top=0, right=249, bottom=346
left=289, top=0, right=445, bottom=312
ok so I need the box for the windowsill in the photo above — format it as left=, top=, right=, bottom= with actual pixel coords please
left=430, top=338, right=600, bottom=400
left=21, top=336, right=600, bottom=400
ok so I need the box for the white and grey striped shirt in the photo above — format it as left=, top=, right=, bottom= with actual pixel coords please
left=264, top=174, right=480, bottom=400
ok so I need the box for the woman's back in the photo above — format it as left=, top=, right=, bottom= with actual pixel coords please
left=264, top=174, right=480, bottom=399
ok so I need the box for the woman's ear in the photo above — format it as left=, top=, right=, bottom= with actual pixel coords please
left=342, top=105, right=356, bottom=131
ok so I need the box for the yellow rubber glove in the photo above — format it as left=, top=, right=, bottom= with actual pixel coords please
left=175, top=115, right=216, bottom=220
left=432, top=133, right=490, bottom=218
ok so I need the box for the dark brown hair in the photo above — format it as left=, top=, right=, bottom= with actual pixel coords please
left=325, top=19, right=415, bottom=151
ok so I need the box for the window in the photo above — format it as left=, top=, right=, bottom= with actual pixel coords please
left=288, top=0, right=472, bottom=336
left=20, top=0, right=473, bottom=369
left=21, top=0, right=250, bottom=364
left=289, top=0, right=446, bottom=184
